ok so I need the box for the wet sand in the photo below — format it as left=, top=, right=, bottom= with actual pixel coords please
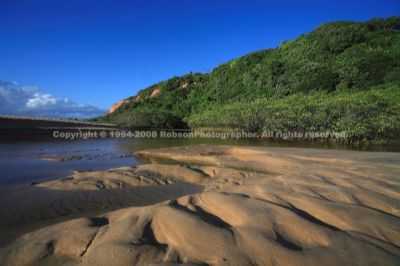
left=0, top=177, right=201, bottom=248
left=1, top=145, right=400, bottom=265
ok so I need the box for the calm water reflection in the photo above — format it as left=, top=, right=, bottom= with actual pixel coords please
left=1, top=137, right=399, bottom=185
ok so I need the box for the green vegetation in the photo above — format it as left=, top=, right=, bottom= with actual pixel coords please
left=99, top=17, right=400, bottom=143
left=188, top=84, right=400, bottom=143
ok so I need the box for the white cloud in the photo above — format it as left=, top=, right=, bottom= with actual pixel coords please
left=26, top=93, right=57, bottom=108
left=0, top=80, right=105, bottom=118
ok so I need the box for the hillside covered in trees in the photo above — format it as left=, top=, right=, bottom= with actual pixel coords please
left=98, top=17, right=400, bottom=143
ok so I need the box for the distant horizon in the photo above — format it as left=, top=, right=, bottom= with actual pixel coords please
left=0, top=0, right=399, bottom=117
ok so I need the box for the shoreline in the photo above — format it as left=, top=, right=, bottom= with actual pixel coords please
left=1, top=144, right=400, bottom=265
left=0, top=167, right=202, bottom=248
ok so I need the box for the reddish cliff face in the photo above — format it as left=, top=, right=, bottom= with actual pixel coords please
left=107, top=99, right=128, bottom=114
left=150, top=88, right=161, bottom=98
left=108, top=87, right=162, bottom=114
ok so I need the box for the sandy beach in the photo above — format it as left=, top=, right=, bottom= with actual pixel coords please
left=1, top=145, right=400, bottom=265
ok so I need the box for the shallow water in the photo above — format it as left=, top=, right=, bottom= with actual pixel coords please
left=1, top=137, right=399, bottom=186
left=0, top=180, right=202, bottom=247
left=0, top=138, right=399, bottom=251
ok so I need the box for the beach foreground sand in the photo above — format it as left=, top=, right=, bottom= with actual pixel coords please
left=1, top=145, right=400, bottom=266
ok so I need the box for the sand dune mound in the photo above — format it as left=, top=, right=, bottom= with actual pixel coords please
left=36, top=166, right=176, bottom=191
left=37, top=163, right=219, bottom=191
left=1, top=145, right=400, bottom=265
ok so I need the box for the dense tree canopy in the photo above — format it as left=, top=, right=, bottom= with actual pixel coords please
left=98, top=17, right=400, bottom=142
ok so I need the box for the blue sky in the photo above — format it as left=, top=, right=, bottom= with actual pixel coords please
left=0, top=0, right=399, bottom=113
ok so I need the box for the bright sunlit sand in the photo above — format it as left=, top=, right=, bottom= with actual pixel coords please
left=1, top=145, right=399, bottom=266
